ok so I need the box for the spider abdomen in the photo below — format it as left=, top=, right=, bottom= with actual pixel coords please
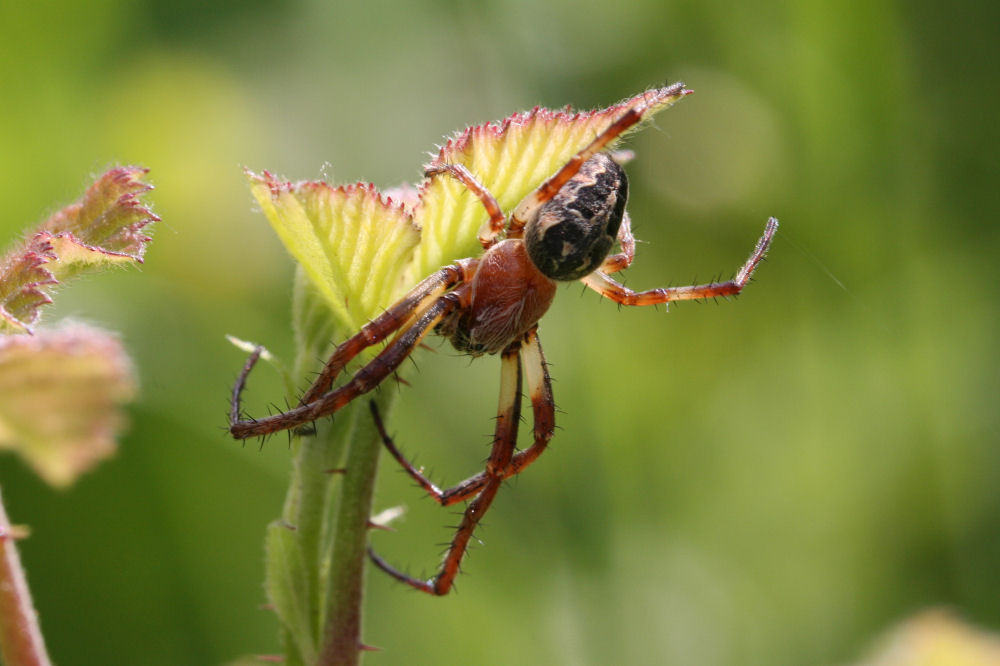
left=439, top=240, right=557, bottom=356
left=524, top=152, right=628, bottom=281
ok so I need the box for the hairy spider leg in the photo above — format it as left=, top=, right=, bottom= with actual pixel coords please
left=598, top=212, right=635, bottom=275
left=369, top=342, right=524, bottom=595
left=582, top=217, right=778, bottom=305
left=231, top=262, right=472, bottom=438
left=369, top=401, right=449, bottom=500
left=229, top=346, right=265, bottom=428
left=230, top=290, right=463, bottom=440
left=424, top=163, right=507, bottom=249
left=371, top=328, right=555, bottom=507
left=504, top=329, right=555, bottom=475
left=295, top=262, right=473, bottom=406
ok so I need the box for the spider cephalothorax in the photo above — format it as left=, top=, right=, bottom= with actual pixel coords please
left=230, top=83, right=778, bottom=595
left=434, top=239, right=556, bottom=355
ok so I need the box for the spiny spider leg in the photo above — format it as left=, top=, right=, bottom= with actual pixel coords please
left=582, top=217, right=778, bottom=305
left=598, top=212, right=635, bottom=275
left=369, top=342, right=524, bottom=595
left=508, top=106, right=647, bottom=238
left=230, top=292, right=461, bottom=440
left=296, top=263, right=473, bottom=406
left=371, top=408, right=491, bottom=506
left=424, top=164, right=506, bottom=249
left=502, top=328, right=555, bottom=477
left=370, top=328, right=555, bottom=507
left=230, top=345, right=265, bottom=429
left=371, top=401, right=448, bottom=501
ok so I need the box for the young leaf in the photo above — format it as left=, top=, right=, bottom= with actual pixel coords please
left=0, top=238, right=57, bottom=333
left=247, top=172, right=420, bottom=339
left=38, top=166, right=156, bottom=268
left=0, top=325, right=137, bottom=487
left=0, top=167, right=157, bottom=334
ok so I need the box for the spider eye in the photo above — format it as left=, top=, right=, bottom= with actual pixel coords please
left=524, top=153, right=628, bottom=281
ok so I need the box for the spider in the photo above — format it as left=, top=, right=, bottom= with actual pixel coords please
left=230, top=93, right=778, bottom=595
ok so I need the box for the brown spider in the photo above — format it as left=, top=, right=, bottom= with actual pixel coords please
left=230, top=92, right=778, bottom=595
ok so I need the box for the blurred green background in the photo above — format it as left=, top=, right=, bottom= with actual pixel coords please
left=1, top=0, right=997, bottom=664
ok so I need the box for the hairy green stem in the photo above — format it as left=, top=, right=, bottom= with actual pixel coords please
left=287, top=424, right=347, bottom=661
left=318, top=393, right=389, bottom=665
left=0, top=486, right=52, bottom=666
left=268, top=395, right=390, bottom=666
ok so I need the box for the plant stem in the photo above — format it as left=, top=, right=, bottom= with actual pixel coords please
left=268, top=411, right=355, bottom=665
left=318, top=393, right=389, bottom=666
left=0, top=486, right=52, bottom=666
left=267, top=392, right=391, bottom=665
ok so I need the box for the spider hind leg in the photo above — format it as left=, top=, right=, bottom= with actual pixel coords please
left=369, top=328, right=554, bottom=508
left=369, top=341, right=525, bottom=595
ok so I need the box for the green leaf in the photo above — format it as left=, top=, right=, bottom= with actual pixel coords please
left=0, top=325, right=137, bottom=487
left=247, top=171, right=421, bottom=339
left=0, top=167, right=157, bottom=334
left=291, top=266, right=340, bottom=385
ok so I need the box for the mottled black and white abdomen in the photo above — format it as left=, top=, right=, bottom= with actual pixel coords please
left=523, top=152, right=628, bottom=281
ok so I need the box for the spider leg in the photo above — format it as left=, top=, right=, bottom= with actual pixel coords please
left=299, top=263, right=474, bottom=406
left=582, top=217, right=778, bottom=305
left=371, top=327, right=555, bottom=506
left=370, top=400, right=449, bottom=502
left=230, top=291, right=462, bottom=440
left=369, top=342, right=523, bottom=595
left=598, top=212, right=635, bottom=274
left=508, top=106, right=649, bottom=238
left=424, top=163, right=506, bottom=249
left=503, top=328, right=555, bottom=477
left=229, top=345, right=265, bottom=428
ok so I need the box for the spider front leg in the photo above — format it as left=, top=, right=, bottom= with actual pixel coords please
left=369, top=342, right=524, bottom=595
left=371, top=328, right=555, bottom=506
left=230, top=263, right=468, bottom=438
left=582, top=217, right=778, bottom=305
left=295, top=262, right=472, bottom=406
left=230, top=287, right=463, bottom=440
left=508, top=83, right=690, bottom=238
left=424, top=163, right=507, bottom=249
